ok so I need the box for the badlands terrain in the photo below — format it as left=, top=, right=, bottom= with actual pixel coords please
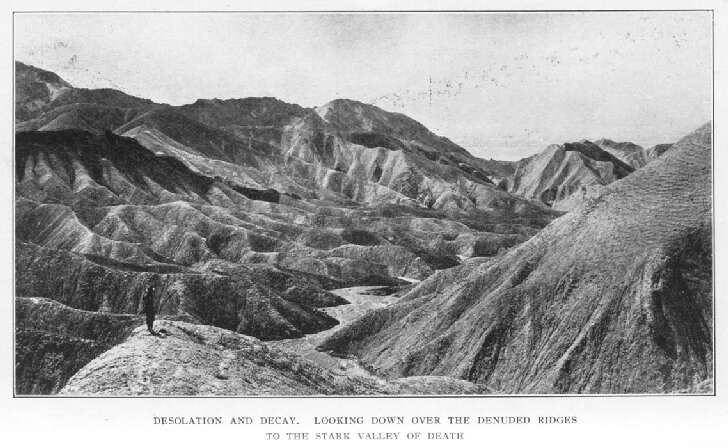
left=14, top=61, right=711, bottom=395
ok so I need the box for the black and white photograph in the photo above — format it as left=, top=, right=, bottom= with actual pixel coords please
left=10, top=9, right=715, bottom=399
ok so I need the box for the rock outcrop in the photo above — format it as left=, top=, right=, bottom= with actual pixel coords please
left=15, top=127, right=551, bottom=344
left=60, top=320, right=487, bottom=395
left=283, top=100, right=554, bottom=215
left=594, top=138, right=648, bottom=169
left=506, top=140, right=634, bottom=210
left=646, top=143, right=674, bottom=161
left=16, top=62, right=555, bottom=219
left=15, top=61, right=72, bottom=122
left=17, top=61, right=706, bottom=396
left=319, top=123, right=713, bottom=394
left=16, top=242, right=342, bottom=341
left=15, top=62, right=153, bottom=126
left=15, top=297, right=143, bottom=394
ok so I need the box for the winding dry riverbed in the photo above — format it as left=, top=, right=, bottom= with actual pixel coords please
left=266, top=285, right=403, bottom=375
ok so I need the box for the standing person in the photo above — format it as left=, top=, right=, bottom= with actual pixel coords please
left=142, top=285, right=156, bottom=335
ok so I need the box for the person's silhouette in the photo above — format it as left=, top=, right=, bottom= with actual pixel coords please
left=142, top=285, right=157, bottom=335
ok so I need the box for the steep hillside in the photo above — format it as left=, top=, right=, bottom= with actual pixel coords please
left=14, top=63, right=567, bottom=395
left=14, top=131, right=347, bottom=339
left=316, top=99, right=472, bottom=158
left=16, top=130, right=218, bottom=207
left=15, top=129, right=537, bottom=273
left=16, top=103, right=147, bottom=134
left=15, top=60, right=710, bottom=396
left=16, top=62, right=557, bottom=220
left=116, top=106, right=284, bottom=169
left=17, top=298, right=484, bottom=396
left=506, top=140, right=634, bottom=210
left=594, top=138, right=647, bottom=169
left=15, top=61, right=72, bottom=122
left=177, top=97, right=309, bottom=143
left=15, top=297, right=144, bottom=394
left=16, top=129, right=552, bottom=344
left=319, top=123, right=712, bottom=394
left=16, top=62, right=154, bottom=126
left=283, top=105, right=555, bottom=217
left=647, top=143, right=674, bottom=161
left=16, top=242, right=340, bottom=340
left=60, top=319, right=487, bottom=395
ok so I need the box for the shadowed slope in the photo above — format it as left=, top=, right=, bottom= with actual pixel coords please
left=16, top=129, right=541, bottom=286
left=16, top=62, right=559, bottom=220
left=319, top=123, right=712, bottom=394
left=284, top=108, right=557, bottom=217
left=116, top=107, right=281, bottom=167
left=594, top=138, right=647, bottom=169
left=16, top=130, right=215, bottom=206
left=16, top=242, right=340, bottom=340
left=16, top=61, right=155, bottom=125
left=15, top=61, right=72, bottom=122
left=508, top=140, right=634, bottom=210
left=15, top=297, right=144, bottom=394
left=647, top=143, right=674, bottom=161
left=177, top=97, right=309, bottom=144
left=59, top=319, right=487, bottom=396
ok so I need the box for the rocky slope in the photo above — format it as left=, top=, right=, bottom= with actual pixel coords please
left=14, top=63, right=559, bottom=349
left=646, top=143, right=674, bottom=161
left=17, top=296, right=484, bottom=396
left=15, top=61, right=72, bottom=122
left=177, top=97, right=309, bottom=145
left=16, top=242, right=341, bottom=340
left=15, top=61, right=154, bottom=127
left=16, top=62, right=555, bottom=218
left=505, top=140, right=635, bottom=210
left=60, top=319, right=487, bottom=395
left=15, top=297, right=144, bottom=394
left=319, top=123, right=713, bottom=394
left=17, top=60, right=705, bottom=396
left=15, top=126, right=554, bottom=341
left=594, top=138, right=648, bottom=169
left=281, top=102, right=555, bottom=217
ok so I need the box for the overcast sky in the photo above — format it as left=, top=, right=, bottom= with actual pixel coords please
left=15, top=12, right=712, bottom=160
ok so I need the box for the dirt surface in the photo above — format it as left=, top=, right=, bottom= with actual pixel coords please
left=267, top=286, right=403, bottom=374
left=320, top=123, right=713, bottom=394
left=61, top=319, right=486, bottom=396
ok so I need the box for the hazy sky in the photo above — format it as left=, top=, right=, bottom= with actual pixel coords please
left=15, top=12, right=712, bottom=160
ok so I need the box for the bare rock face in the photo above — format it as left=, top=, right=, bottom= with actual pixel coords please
left=177, top=97, right=309, bottom=145
left=16, top=242, right=340, bottom=341
left=15, top=297, right=144, bottom=394
left=17, top=297, right=485, bottom=396
left=594, top=138, right=648, bottom=169
left=15, top=61, right=72, bottom=122
left=15, top=62, right=153, bottom=126
left=319, top=123, right=713, bottom=394
left=15, top=128, right=545, bottom=344
left=14, top=63, right=557, bottom=280
left=116, top=106, right=282, bottom=170
left=283, top=100, right=554, bottom=216
left=646, top=143, right=674, bottom=161
left=60, top=320, right=487, bottom=395
left=17, top=62, right=621, bottom=396
left=507, top=140, right=634, bottom=210
left=16, top=62, right=556, bottom=220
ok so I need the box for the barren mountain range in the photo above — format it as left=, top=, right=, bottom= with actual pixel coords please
left=14, top=61, right=711, bottom=395
left=320, top=124, right=712, bottom=394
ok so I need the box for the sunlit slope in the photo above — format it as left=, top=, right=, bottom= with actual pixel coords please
left=320, top=123, right=712, bottom=394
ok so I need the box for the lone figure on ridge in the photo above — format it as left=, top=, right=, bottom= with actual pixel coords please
left=142, top=285, right=157, bottom=335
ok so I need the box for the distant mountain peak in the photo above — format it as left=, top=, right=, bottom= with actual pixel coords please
left=15, top=60, right=74, bottom=121
left=593, top=138, right=647, bottom=169
left=16, top=60, right=72, bottom=88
